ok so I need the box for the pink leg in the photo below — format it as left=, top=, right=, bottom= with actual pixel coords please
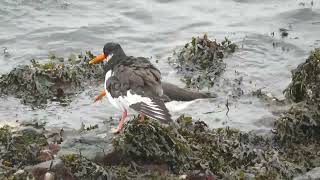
left=111, top=110, right=127, bottom=134
left=139, top=113, right=145, bottom=123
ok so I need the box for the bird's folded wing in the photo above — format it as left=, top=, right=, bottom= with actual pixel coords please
left=129, top=96, right=172, bottom=123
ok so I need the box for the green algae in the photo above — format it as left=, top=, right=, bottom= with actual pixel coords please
left=284, top=48, right=320, bottom=103
left=170, top=34, right=237, bottom=89
left=0, top=51, right=107, bottom=107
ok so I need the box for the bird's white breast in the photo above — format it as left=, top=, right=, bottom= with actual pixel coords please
left=104, top=70, right=124, bottom=111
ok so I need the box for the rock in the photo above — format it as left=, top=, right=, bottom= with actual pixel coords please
left=58, top=133, right=113, bottom=162
left=28, top=159, right=72, bottom=180
left=169, top=34, right=237, bottom=89
left=112, top=116, right=301, bottom=179
left=0, top=51, right=106, bottom=107
left=0, top=126, right=48, bottom=168
left=274, top=102, right=320, bottom=145
left=10, top=169, right=33, bottom=180
left=279, top=28, right=289, bottom=38
left=284, top=48, right=320, bottom=104
left=38, top=149, right=54, bottom=162
left=294, top=167, right=320, bottom=180
left=29, top=159, right=64, bottom=173
left=44, top=172, right=55, bottom=180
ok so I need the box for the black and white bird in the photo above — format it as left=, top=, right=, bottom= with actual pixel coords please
left=89, top=42, right=172, bottom=133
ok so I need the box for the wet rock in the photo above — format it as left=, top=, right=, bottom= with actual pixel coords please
left=274, top=102, right=320, bottom=145
left=112, top=116, right=302, bottom=179
left=271, top=49, right=320, bottom=175
left=28, top=159, right=65, bottom=180
left=294, top=167, right=320, bottom=180
left=9, top=169, right=33, bottom=180
left=58, top=133, right=113, bottom=162
left=169, top=34, right=237, bottom=89
left=284, top=48, right=320, bottom=104
left=279, top=28, right=289, bottom=38
left=0, top=126, right=48, bottom=168
left=61, top=153, right=181, bottom=180
left=2, top=114, right=319, bottom=179
left=0, top=51, right=106, bottom=107
left=272, top=102, right=320, bottom=173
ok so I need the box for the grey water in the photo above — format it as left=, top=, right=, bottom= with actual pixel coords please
left=0, top=0, right=319, bottom=133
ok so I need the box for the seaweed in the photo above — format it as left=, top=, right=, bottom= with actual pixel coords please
left=284, top=48, right=320, bottom=103
left=169, top=34, right=237, bottom=89
left=0, top=51, right=107, bottom=107
left=1, top=113, right=319, bottom=179
left=0, top=126, right=48, bottom=168
left=112, top=116, right=303, bottom=179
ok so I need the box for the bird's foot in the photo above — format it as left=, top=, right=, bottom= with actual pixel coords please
left=111, top=111, right=127, bottom=134
left=138, top=113, right=145, bottom=123
left=110, top=127, right=121, bottom=134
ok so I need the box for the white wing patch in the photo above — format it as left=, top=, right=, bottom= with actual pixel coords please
left=117, top=90, right=154, bottom=108
left=104, top=71, right=171, bottom=122
left=165, top=100, right=198, bottom=112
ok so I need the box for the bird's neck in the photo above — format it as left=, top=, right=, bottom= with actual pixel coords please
left=114, top=48, right=126, bottom=60
left=106, top=49, right=127, bottom=71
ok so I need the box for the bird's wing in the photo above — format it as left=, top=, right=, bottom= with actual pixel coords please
left=129, top=95, right=172, bottom=123
left=106, top=58, right=172, bottom=123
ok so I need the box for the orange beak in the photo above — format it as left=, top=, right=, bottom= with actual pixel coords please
left=89, top=53, right=106, bottom=64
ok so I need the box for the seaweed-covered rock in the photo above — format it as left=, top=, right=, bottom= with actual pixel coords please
left=0, top=126, right=48, bottom=168
left=113, top=116, right=302, bottom=179
left=0, top=51, right=106, bottom=106
left=274, top=102, right=320, bottom=145
left=273, top=102, right=320, bottom=171
left=2, top=115, right=320, bottom=179
left=294, top=167, right=320, bottom=180
left=0, top=121, right=66, bottom=179
left=169, top=34, right=237, bottom=89
left=0, top=125, right=52, bottom=179
left=284, top=48, right=320, bottom=103
left=113, top=118, right=191, bottom=173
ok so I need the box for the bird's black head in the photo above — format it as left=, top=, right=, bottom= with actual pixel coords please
left=89, top=42, right=126, bottom=70
left=103, top=42, right=126, bottom=58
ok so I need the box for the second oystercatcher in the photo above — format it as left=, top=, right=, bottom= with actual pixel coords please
left=89, top=42, right=172, bottom=133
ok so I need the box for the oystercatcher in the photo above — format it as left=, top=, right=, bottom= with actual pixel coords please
left=89, top=42, right=172, bottom=133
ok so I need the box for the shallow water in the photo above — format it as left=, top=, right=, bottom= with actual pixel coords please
left=0, top=0, right=319, bottom=132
